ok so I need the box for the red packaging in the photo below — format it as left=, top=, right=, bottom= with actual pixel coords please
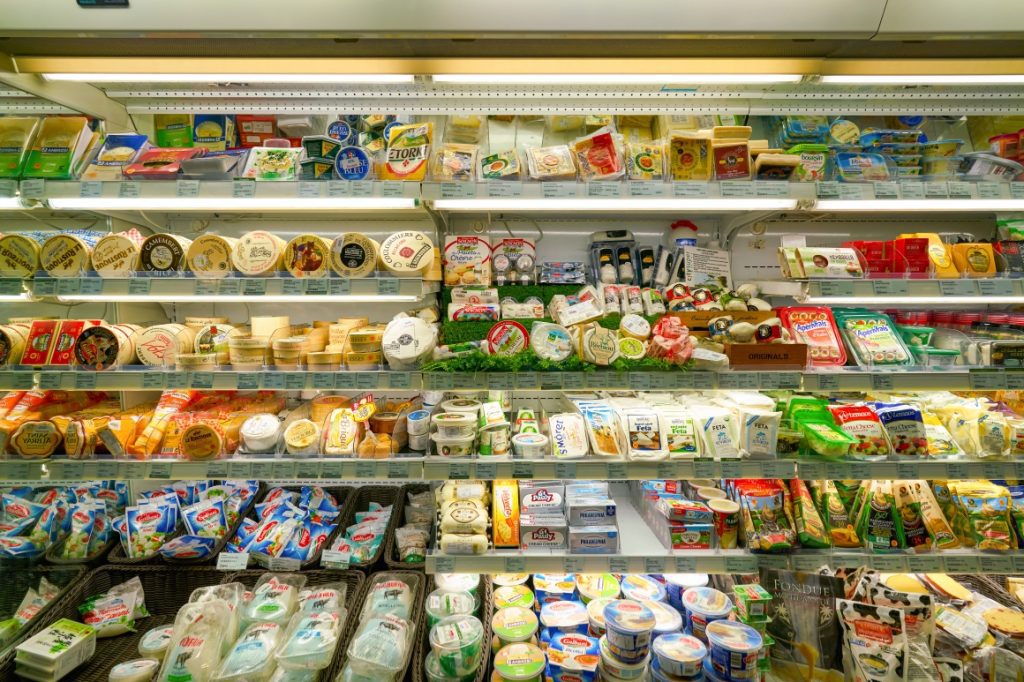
left=894, top=238, right=930, bottom=274
left=778, top=306, right=846, bottom=367
left=712, top=142, right=750, bottom=180
left=124, top=148, right=206, bottom=179
left=20, top=320, right=58, bottom=366
left=827, top=403, right=890, bottom=459
left=50, top=320, right=102, bottom=365
left=235, top=115, right=277, bottom=147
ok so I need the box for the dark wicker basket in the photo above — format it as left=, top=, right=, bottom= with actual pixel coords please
left=384, top=483, right=432, bottom=571
left=0, top=565, right=87, bottom=658
left=325, top=570, right=427, bottom=682
left=336, top=485, right=403, bottom=572
left=411, top=576, right=493, bottom=682
left=248, top=485, right=352, bottom=569
left=0, top=565, right=226, bottom=681
left=44, top=535, right=115, bottom=567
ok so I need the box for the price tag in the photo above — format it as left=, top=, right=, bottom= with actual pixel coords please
left=387, top=462, right=409, bottom=479
left=34, top=278, right=57, bottom=297
left=724, top=555, right=758, bottom=573
left=816, top=374, right=841, bottom=392
left=563, top=557, right=584, bottom=573
left=562, top=373, right=585, bottom=390
left=317, top=549, right=349, bottom=570
left=272, top=461, right=295, bottom=479
left=944, top=555, right=980, bottom=573
left=5, top=462, right=32, bottom=481
left=128, top=279, right=151, bottom=295
left=980, top=279, right=1016, bottom=297
left=871, top=555, right=907, bottom=571
left=486, top=374, right=514, bottom=390
left=149, top=462, right=171, bottom=479
left=1014, top=555, right=1024, bottom=573
left=296, top=460, right=321, bottom=479
left=838, top=184, right=867, bottom=200
left=628, top=373, right=651, bottom=391
left=871, top=374, right=894, bottom=391
left=980, top=554, right=1014, bottom=573
left=219, top=279, right=241, bottom=295
left=720, top=460, right=744, bottom=479
left=449, top=462, right=471, bottom=480
left=262, top=373, right=286, bottom=390
left=321, top=461, right=343, bottom=479
left=206, top=461, right=228, bottom=478
left=190, top=372, right=214, bottom=389
left=267, top=557, right=301, bottom=572
left=657, top=462, right=683, bottom=479
left=453, top=373, right=478, bottom=389
left=224, top=460, right=249, bottom=478
left=694, top=460, right=716, bottom=478
left=232, top=179, right=255, bottom=198
left=356, top=373, right=378, bottom=389
left=354, top=461, right=377, bottom=479
left=515, top=372, right=539, bottom=389
left=938, top=280, right=978, bottom=297
left=554, top=462, right=577, bottom=479
left=123, top=462, right=147, bottom=480
left=512, top=462, right=534, bottom=479
left=195, top=279, right=219, bottom=296
left=57, top=278, right=80, bottom=295
left=326, top=180, right=351, bottom=198
left=350, top=181, right=374, bottom=197
left=504, top=556, right=527, bottom=572
left=792, top=554, right=827, bottom=572
left=242, top=279, right=267, bottom=295
left=0, top=279, right=21, bottom=296
left=760, top=372, right=800, bottom=390
left=74, top=373, right=97, bottom=389
left=755, top=181, right=790, bottom=198
left=607, top=462, right=628, bottom=480
left=306, top=279, right=328, bottom=296
left=0, top=180, right=16, bottom=197
left=113, top=182, right=141, bottom=200
left=284, top=373, right=306, bottom=390
left=718, top=373, right=759, bottom=390
left=298, top=182, right=322, bottom=198
left=872, top=182, right=898, bottom=199
left=644, top=557, right=667, bottom=573
left=309, top=373, right=333, bottom=390
left=831, top=554, right=864, bottom=570
left=236, top=373, right=260, bottom=390
left=1008, top=372, right=1024, bottom=390
left=896, top=463, right=919, bottom=479
left=609, top=557, right=631, bottom=573
left=176, top=179, right=200, bottom=197
left=947, top=463, right=969, bottom=479
left=586, top=183, right=622, bottom=198
left=20, top=179, right=45, bottom=198
left=251, top=461, right=275, bottom=480
left=817, top=281, right=854, bottom=297
left=900, top=181, right=925, bottom=199
left=329, top=279, right=351, bottom=295
left=719, top=181, right=755, bottom=198
left=39, top=373, right=62, bottom=390
left=281, top=279, right=305, bottom=295
left=924, top=181, right=949, bottom=198
left=978, top=182, right=1003, bottom=199
left=757, top=554, right=790, bottom=570
left=629, top=182, right=666, bottom=197
left=335, top=374, right=359, bottom=390
left=217, top=552, right=249, bottom=571
left=432, top=556, right=456, bottom=573
left=424, top=373, right=455, bottom=390
left=798, top=461, right=826, bottom=480
left=947, top=181, right=972, bottom=198
left=95, top=461, right=119, bottom=479
left=58, top=461, right=83, bottom=481
left=440, top=182, right=476, bottom=199
left=475, top=462, right=497, bottom=480
left=1016, top=462, right=1024, bottom=479
left=872, top=280, right=909, bottom=296
left=79, top=181, right=102, bottom=198
left=487, top=183, right=523, bottom=198
left=969, top=369, right=1007, bottom=390
left=675, top=556, right=698, bottom=572
left=673, top=183, right=710, bottom=198
left=378, top=279, right=400, bottom=295
left=10, top=373, right=32, bottom=390
left=815, top=181, right=840, bottom=198
left=542, top=182, right=577, bottom=198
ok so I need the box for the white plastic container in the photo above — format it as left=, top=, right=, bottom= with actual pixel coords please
left=512, top=433, right=549, bottom=459
left=433, top=412, right=477, bottom=438
left=441, top=398, right=481, bottom=417
left=431, top=432, right=475, bottom=457
left=598, top=635, right=649, bottom=680
left=407, top=409, right=431, bottom=435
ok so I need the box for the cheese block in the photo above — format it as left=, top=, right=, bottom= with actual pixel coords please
left=91, top=233, right=142, bottom=278
left=10, top=421, right=62, bottom=458
left=179, top=423, right=222, bottom=461
left=379, top=231, right=434, bottom=276
left=139, top=233, right=192, bottom=275
left=136, top=323, right=195, bottom=366
left=0, top=234, right=44, bottom=278
left=232, top=230, right=286, bottom=276
left=40, top=234, right=97, bottom=277
left=284, top=234, right=332, bottom=279
left=923, top=574, right=972, bottom=602
left=186, top=234, right=237, bottom=279
left=330, top=233, right=379, bottom=278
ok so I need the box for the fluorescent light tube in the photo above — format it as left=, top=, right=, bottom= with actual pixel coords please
left=0, top=197, right=24, bottom=210
left=58, top=294, right=419, bottom=303
left=817, top=199, right=1024, bottom=212
left=821, top=74, right=1024, bottom=85
left=43, top=73, right=415, bottom=84
left=434, top=198, right=798, bottom=212
left=48, top=197, right=416, bottom=211
left=0, top=294, right=28, bottom=302
left=804, top=296, right=1022, bottom=305
left=432, top=73, right=802, bottom=85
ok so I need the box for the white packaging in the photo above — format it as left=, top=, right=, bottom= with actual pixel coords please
left=549, top=413, right=589, bottom=459
left=622, top=408, right=668, bottom=461
left=520, top=514, right=568, bottom=550
left=519, top=482, right=565, bottom=513
left=569, top=526, right=620, bottom=554
left=567, top=498, right=617, bottom=527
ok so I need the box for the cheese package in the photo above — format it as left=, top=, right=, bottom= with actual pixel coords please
left=233, top=231, right=286, bottom=276
left=0, top=232, right=47, bottom=278
left=670, top=132, right=712, bottom=181
left=241, top=147, right=302, bottom=181
left=39, top=232, right=103, bottom=277
left=951, top=243, right=996, bottom=278
left=139, top=233, right=192, bottom=275
left=81, top=133, right=150, bottom=181
left=430, top=143, right=478, bottom=181
left=779, top=247, right=865, bottom=279
left=0, top=117, right=39, bottom=178
left=526, top=145, right=577, bottom=181
left=381, top=122, right=432, bottom=181
left=625, top=141, right=665, bottom=181
left=193, top=114, right=235, bottom=151
left=154, top=114, right=193, bottom=147
left=186, top=234, right=237, bottom=278
left=712, top=141, right=751, bottom=180
left=22, top=116, right=95, bottom=179
left=22, top=319, right=102, bottom=366
left=284, top=234, right=331, bottom=278
left=92, top=230, right=145, bottom=278
left=492, top=480, right=521, bottom=548
left=443, top=235, right=491, bottom=286
left=480, top=150, right=521, bottom=180
left=571, top=130, right=624, bottom=181
left=330, top=233, right=378, bottom=278
left=379, top=231, right=435, bottom=276
left=778, top=306, right=846, bottom=367
left=124, top=148, right=204, bottom=179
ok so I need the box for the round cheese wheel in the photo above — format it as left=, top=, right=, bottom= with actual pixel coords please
left=139, top=233, right=191, bottom=274
left=40, top=234, right=92, bottom=277
left=487, top=321, right=529, bottom=356
left=284, top=234, right=332, bottom=279
left=379, top=231, right=434, bottom=276
left=285, top=419, right=320, bottom=455
left=330, top=233, right=378, bottom=278
left=92, top=233, right=141, bottom=278
left=232, top=230, right=285, bottom=276
left=194, top=323, right=238, bottom=364
left=186, top=234, right=237, bottom=279
left=620, top=314, right=652, bottom=340
left=0, top=234, right=42, bottom=278
left=179, top=423, right=223, bottom=461
left=0, top=323, right=29, bottom=365
left=382, top=316, right=436, bottom=367
left=10, top=421, right=61, bottom=458
left=74, top=324, right=139, bottom=369
left=136, top=323, right=195, bottom=366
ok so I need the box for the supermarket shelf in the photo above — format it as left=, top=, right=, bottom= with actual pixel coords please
left=802, top=278, right=1024, bottom=305
left=21, top=276, right=436, bottom=303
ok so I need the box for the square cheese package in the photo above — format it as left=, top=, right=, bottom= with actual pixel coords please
left=380, top=122, right=433, bottom=181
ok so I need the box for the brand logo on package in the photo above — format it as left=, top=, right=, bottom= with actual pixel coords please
left=78, top=0, right=129, bottom=6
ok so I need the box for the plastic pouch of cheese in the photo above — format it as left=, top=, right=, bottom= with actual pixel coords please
left=922, top=412, right=963, bottom=459
left=78, top=576, right=148, bottom=638
left=578, top=403, right=625, bottom=458
left=656, top=407, right=701, bottom=459
left=690, top=406, right=742, bottom=459
left=738, top=406, right=781, bottom=459
left=159, top=600, right=233, bottom=682
left=978, top=410, right=1011, bottom=458
left=361, top=576, right=414, bottom=621
left=242, top=574, right=307, bottom=627
left=837, top=600, right=909, bottom=682
left=275, top=609, right=344, bottom=671
left=347, top=613, right=413, bottom=679
left=621, top=407, right=667, bottom=461
left=213, top=621, right=284, bottom=682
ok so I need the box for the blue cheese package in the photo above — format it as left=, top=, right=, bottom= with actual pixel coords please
left=335, top=146, right=372, bottom=180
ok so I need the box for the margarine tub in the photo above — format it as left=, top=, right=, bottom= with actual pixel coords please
left=491, top=606, right=539, bottom=653
left=586, top=597, right=615, bottom=637
left=652, top=633, right=706, bottom=678
left=494, top=585, right=535, bottom=611
left=620, top=575, right=666, bottom=603
left=598, top=635, right=649, bottom=680
left=639, top=600, right=683, bottom=636
left=602, top=600, right=655, bottom=663
left=493, top=574, right=530, bottom=588
left=533, top=574, right=576, bottom=610
left=492, top=642, right=546, bottom=682
left=426, top=589, right=477, bottom=629
left=682, top=587, right=734, bottom=644
left=576, top=574, right=620, bottom=604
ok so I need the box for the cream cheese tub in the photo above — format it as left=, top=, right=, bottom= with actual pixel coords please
left=639, top=599, right=683, bottom=636
left=602, top=600, right=655, bottom=663
left=494, top=585, right=535, bottom=611
left=598, top=635, right=649, bottom=680
left=491, top=606, right=539, bottom=653
left=653, top=632, right=706, bottom=678
left=705, top=620, right=762, bottom=681
left=620, top=575, right=666, bottom=603
left=576, top=574, right=620, bottom=604
left=682, top=587, right=734, bottom=644
left=492, top=642, right=545, bottom=682
left=586, top=597, right=614, bottom=637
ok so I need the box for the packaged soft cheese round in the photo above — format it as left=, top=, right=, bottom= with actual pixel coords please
left=331, top=233, right=379, bottom=278
left=382, top=314, right=437, bottom=369
left=379, top=231, right=434, bottom=276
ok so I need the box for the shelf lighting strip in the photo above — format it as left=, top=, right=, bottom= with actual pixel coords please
left=433, top=198, right=798, bottom=212
left=431, top=74, right=804, bottom=85
left=816, top=199, right=1024, bottom=212
left=57, top=294, right=420, bottom=303
left=43, top=73, right=416, bottom=84
left=47, top=197, right=416, bottom=211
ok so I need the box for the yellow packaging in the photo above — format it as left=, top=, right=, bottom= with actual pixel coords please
left=900, top=233, right=960, bottom=278
left=951, top=243, right=996, bottom=278
left=380, top=122, right=432, bottom=181
left=492, top=479, right=521, bottom=548
left=670, top=132, right=712, bottom=181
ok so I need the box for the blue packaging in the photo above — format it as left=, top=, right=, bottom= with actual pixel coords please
left=705, top=620, right=761, bottom=681
left=533, top=574, right=577, bottom=610
left=334, top=146, right=371, bottom=180
left=603, top=600, right=655, bottom=663
left=620, top=575, right=666, bottom=603
left=327, top=120, right=353, bottom=144
left=546, top=632, right=600, bottom=682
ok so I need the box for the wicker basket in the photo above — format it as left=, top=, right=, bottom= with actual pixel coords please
left=411, top=576, right=493, bottom=682
left=384, top=483, right=432, bottom=571
left=44, top=535, right=115, bottom=567
left=248, top=485, right=352, bottom=569
left=0, top=565, right=87, bottom=658
left=325, top=570, right=427, bottom=682
left=335, top=485, right=403, bottom=572
left=0, top=565, right=226, bottom=681
left=165, top=483, right=265, bottom=566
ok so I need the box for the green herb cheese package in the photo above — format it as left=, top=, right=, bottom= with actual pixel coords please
left=854, top=481, right=907, bottom=553
left=811, top=479, right=861, bottom=548
left=787, top=479, right=830, bottom=549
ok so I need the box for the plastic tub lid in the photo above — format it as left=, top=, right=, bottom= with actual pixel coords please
left=576, top=574, right=621, bottom=602
left=681, top=588, right=733, bottom=618
left=493, top=574, right=530, bottom=587
left=639, top=600, right=683, bottom=634
left=426, top=589, right=477, bottom=620
left=662, top=574, right=709, bottom=590
left=587, top=597, right=614, bottom=630
left=436, top=573, right=481, bottom=594
left=492, top=606, right=539, bottom=643
left=652, top=633, right=706, bottom=669
left=429, top=614, right=484, bottom=652
left=619, top=575, right=666, bottom=603
left=705, top=620, right=763, bottom=654
left=493, top=642, right=546, bottom=681
left=540, top=600, right=588, bottom=629
left=603, top=600, right=656, bottom=635
left=598, top=635, right=649, bottom=670
left=434, top=412, right=476, bottom=427
left=494, top=585, right=535, bottom=611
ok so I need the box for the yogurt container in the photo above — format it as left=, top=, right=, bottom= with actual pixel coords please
left=493, top=642, right=546, bottom=682
left=598, top=635, right=649, bottom=680
left=640, top=600, right=683, bottom=636
left=602, top=600, right=655, bottom=663
left=533, top=574, right=577, bottom=610
left=663, top=575, right=709, bottom=613
left=682, top=588, right=734, bottom=644
left=512, top=433, right=549, bottom=459
left=407, top=409, right=431, bottom=435
left=540, top=600, right=589, bottom=635
left=425, top=650, right=477, bottom=682
left=437, top=574, right=482, bottom=600
left=620, top=575, right=666, bottom=603
left=430, top=615, right=485, bottom=678
left=652, top=633, right=707, bottom=678
left=495, top=584, right=535, bottom=611
left=547, top=632, right=600, bottom=682
left=434, top=412, right=477, bottom=438
left=426, top=589, right=477, bottom=628
left=576, top=574, right=621, bottom=604
left=493, top=574, right=531, bottom=587
left=705, top=621, right=762, bottom=681
left=586, top=597, right=615, bottom=637
left=431, top=432, right=476, bottom=458
left=491, top=606, right=539, bottom=653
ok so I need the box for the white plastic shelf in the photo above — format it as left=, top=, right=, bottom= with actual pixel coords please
left=803, top=278, right=1024, bottom=305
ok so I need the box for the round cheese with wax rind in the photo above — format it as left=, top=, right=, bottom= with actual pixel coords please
left=379, top=231, right=434, bottom=276
left=330, top=233, right=379, bottom=278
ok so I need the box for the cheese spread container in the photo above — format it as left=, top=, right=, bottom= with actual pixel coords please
left=92, top=231, right=144, bottom=278
left=512, top=433, right=548, bottom=459
left=178, top=423, right=223, bottom=460
left=194, top=323, right=238, bottom=364
left=330, top=233, right=379, bottom=278
left=620, top=575, right=666, bottom=604
left=493, top=642, right=545, bottom=682
left=598, top=635, right=648, bottom=679
left=433, top=412, right=476, bottom=438
left=682, top=588, right=734, bottom=644
left=40, top=232, right=101, bottom=277
left=232, top=230, right=286, bottom=276
left=0, top=233, right=46, bottom=278
left=379, top=231, right=435, bottom=276
left=493, top=574, right=530, bottom=588
left=663, top=575, right=709, bottom=613
left=240, top=414, right=281, bottom=453
left=436, top=573, right=481, bottom=598
left=640, top=600, right=683, bottom=636
left=442, top=399, right=481, bottom=417
left=541, top=600, right=589, bottom=638
left=494, top=585, right=535, bottom=611
left=492, top=606, right=539, bottom=653
left=139, top=233, right=191, bottom=275
left=652, top=633, right=706, bottom=678
left=284, top=418, right=320, bottom=456
left=443, top=235, right=492, bottom=286
left=576, top=574, right=620, bottom=604
left=602, top=600, right=655, bottom=662
left=186, top=234, right=237, bottom=278
left=705, top=620, right=761, bottom=681
left=284, top=234, right=332, bottom=279
left=136, top=323, right=195, bottom=366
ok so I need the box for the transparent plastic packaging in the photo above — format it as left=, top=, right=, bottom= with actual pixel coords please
left=346, top=613, right=414, bottom=680
left=242, top=574, right=307, bottom=627
left=275, top=609, right=345, bottom=671
left=157, top=601, right=234, bottom=682
left=212, top=621, right=284, bottom=682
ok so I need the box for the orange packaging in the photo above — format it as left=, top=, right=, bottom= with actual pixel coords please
left=492, top=479, right=521, bottom=548
left=128, top=390, right=197, bottom=458
left=0, top=391, right=26, bottom=420
left=21, top=319, right=103, bottom=365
